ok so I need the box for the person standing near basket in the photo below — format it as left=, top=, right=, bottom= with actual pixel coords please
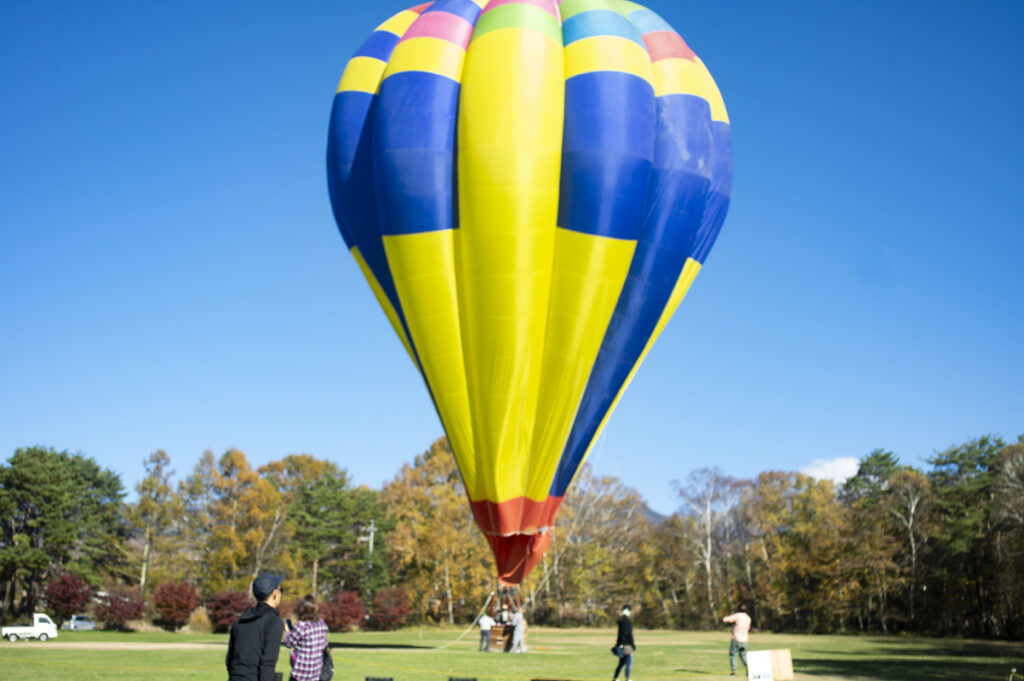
left=612, top=605, right=635, bottom=681
left=477, top=611, right=496, bottom=651
left=511, top=606, right=527, bottom=653
left=283, top=597, right=330, bottom=681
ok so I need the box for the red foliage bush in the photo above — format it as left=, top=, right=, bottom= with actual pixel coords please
left=153, top=581, right=201, bottom=629
left=94, top=587, right=145, bottom=630
left=42, top=574, right=92, bottom=626
left=367, top=588, right=409, bottom=631
left=320, top=591, right=366, bottom=632
left=206, top=590, right=253, bottom=631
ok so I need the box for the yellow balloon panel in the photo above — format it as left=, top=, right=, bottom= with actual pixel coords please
left=527, top=227, right=636, bottom=501
left=457, top=24, right=564, bottom=504
left=382, top=232, right=476, bottom=486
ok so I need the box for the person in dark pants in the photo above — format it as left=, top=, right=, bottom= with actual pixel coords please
left=612, top=605, right=635, bottom=681
left=477, top=612, right=495, bottom=651
left=722, top=604, right=751, bottom=676
left=227, top=572, right=285, bottom=681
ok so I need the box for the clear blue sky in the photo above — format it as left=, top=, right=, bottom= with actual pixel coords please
left=2, top=1, right=1022, bottom=516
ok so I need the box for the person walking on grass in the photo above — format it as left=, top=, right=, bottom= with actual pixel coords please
left=283, top=596, right=329, bottom=681
left=723, top=604, right=751, bottom=676
left=612, top=605, right=635, bottom=681
left=227, top=572, right=285, bottom=681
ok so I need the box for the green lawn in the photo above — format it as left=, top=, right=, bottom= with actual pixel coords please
left=0, top=627, right=1020, bottom=681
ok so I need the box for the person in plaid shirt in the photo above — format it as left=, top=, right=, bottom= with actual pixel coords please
left=283, top=597, right=329, bottom=681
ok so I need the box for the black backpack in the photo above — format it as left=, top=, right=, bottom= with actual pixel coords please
left=320, top=648, right=333, bottom=681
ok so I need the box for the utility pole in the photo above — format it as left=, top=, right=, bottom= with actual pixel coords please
left=357, top=519, right=376, bottom=599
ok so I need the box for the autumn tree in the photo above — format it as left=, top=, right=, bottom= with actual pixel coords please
left=525, top=465, right=649, bottom=626
left=883, top=467, right=932, bottom=624
left=641, top=514, right=702, bottom=628
left=843, top=504, right=898, bottom=632
left=381, top=438, right=492, bottom=624
left=993, top=438, right=1024, bottom=529
left=737, top=471, right=848, bottom=632
left=181, top=449, right=290, bottom=594
left=178, top=450, right=219, bottom=585
left=125, top=450, right=181, bottom=591
left=782, top=474, right=847, bottom=631
left=991, top=438, right=1024, bottom=638
left=674, top=467, right=745, bottom=624
left=737, top=471, right=795, bottom=628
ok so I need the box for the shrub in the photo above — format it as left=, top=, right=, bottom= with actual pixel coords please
left=184, top=607, right=212, bottom=634
left=153, top=581, right=201, bottom=629
left=367, top=588, right=409, bottom=631
left=94, top=587, right=145, bottom=630
left=321, top=591, right=366, bottom=632
left=206, top=590, right=253, bottom=632
left=42, top=574, right=92, bottom=627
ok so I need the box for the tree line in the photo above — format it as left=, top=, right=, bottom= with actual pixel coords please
left=1, top=434, right=1021, bottom=638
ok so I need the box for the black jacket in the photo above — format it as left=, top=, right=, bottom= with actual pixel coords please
left=616, top=615, right=635, bottom=649
left=226, top=602, right=284, bottom=681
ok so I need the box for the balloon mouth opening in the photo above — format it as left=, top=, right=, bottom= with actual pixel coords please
left=489, top=531, right=553, bottom=585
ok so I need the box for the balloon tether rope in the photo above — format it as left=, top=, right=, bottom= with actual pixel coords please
left=430, top=591, right=495, bottom=651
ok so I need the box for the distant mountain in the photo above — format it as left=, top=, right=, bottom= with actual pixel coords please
left=642, top=503, right=669, bottom=527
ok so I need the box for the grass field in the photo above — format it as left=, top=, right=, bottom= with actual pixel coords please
left=0, top=626, right=1021, bottom=681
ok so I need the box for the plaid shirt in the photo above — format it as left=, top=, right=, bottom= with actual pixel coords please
left=283, top=618, right=328, bottom=681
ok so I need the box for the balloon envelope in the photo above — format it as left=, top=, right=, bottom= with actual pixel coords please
left=327, top=0, right=732, bottom=584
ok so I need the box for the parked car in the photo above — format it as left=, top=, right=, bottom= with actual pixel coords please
left=2, top=613, right=59, bottom=642
left=62, top=614, right=96, bottom=631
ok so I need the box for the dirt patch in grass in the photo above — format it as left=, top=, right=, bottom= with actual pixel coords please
left=4, top=641, right=225, bottom=651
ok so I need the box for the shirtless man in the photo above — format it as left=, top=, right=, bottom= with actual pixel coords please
left=722, top=604, right=751, bottom=676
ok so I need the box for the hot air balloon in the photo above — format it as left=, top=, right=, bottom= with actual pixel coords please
left=326, top=0, right=732, bottom=587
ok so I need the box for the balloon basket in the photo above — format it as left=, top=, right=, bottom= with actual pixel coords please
left=485, top=585, right=525, bottom=652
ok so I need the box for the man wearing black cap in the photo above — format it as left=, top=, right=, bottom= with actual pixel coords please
left=227, top=572, right=285, bottom=681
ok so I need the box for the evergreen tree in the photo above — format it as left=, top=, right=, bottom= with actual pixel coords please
left=0, top=447, right=125, bottom=617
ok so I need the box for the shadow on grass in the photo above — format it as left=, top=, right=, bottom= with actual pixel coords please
left=800, top=658, right=1014, bottom=681
left=872, top=640, right=1023, bottom=658
left=328, top=642, right=432, bottom=650
left=675, top=668, right=730, bottom=676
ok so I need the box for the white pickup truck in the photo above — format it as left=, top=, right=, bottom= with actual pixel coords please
left=2, top=613, right=59, bottom=642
